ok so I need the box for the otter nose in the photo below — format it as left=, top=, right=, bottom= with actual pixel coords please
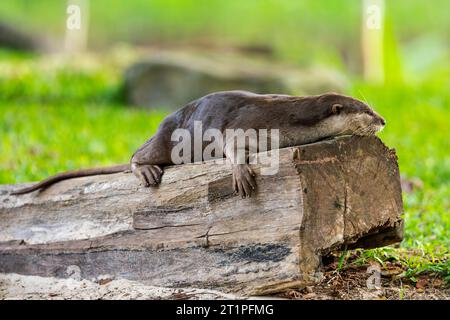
left=380, top=118, right=386, bottom=126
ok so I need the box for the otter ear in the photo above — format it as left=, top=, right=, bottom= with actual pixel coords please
left=332, top=103, right=343, bottom=114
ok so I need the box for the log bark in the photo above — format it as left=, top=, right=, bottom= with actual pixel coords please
left=0, top=136, right=403, bottom=295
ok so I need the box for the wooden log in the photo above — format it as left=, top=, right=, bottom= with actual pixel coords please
left=0, top=136, right=403, bottom=295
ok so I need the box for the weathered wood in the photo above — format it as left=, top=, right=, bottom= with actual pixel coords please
left=0, top=136, right=403, bottom=295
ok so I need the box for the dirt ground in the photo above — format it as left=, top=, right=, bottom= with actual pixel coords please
left=280, top=264, right=449, bottom=300
left=1, top=267, right=448, bottom=300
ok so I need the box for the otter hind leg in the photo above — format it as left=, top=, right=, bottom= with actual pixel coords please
left=131, top=134, right=171, bottom=187
left=132, top=163, right=163, bottom=187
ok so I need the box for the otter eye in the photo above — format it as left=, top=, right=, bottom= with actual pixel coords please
left=332, top=104, right=343, bottom=114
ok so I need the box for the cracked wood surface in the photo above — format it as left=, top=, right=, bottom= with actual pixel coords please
left=0, top=136, right=403, bottom=295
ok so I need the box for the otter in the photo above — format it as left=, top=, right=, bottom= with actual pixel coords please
left=11, top=91, right=385, bottom=197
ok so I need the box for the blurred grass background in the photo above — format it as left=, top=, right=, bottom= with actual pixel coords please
left=0, top=0, right=448, bottom=282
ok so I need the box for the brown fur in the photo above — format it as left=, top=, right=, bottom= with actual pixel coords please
left=11, top=91, right=385, bottom=197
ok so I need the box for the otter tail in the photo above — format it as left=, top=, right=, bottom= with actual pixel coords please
left=11, top=164, right=130, bottom=195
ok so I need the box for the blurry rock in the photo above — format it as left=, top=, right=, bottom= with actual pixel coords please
left=123, top=50, right=348, bottom=109
left=0, top=21, right=42, bottom=52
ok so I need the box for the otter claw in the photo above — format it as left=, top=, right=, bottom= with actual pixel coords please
left=132, top=164, right=163, bottom=187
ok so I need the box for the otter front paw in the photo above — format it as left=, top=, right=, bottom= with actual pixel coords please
left=132, top=164, right=163, bottom=187
left=232, top=164, right=256, bottom=198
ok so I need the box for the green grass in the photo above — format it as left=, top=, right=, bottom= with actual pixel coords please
left=1, top=0, right=449, bottom=74
left=0, top=102, right=166, bottom=183
left=0, top=47, right=448, bottom=284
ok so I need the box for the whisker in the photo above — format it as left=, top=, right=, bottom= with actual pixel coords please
left=358, top=89, right=373, bottom=107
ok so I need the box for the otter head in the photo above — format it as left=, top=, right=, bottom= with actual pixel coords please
left=314, top=93, right=386, bottom=137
